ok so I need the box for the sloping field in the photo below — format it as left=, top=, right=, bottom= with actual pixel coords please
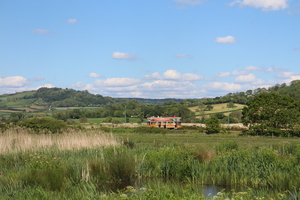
left=190, top=103, right=245, bottom=116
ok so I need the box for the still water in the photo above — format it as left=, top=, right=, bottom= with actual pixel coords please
left=97, top=179, right=231, bottom=198
left=96, top=178, right=299, bottom=199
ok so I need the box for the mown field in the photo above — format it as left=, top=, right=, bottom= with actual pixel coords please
left=1, top=126, right=300, bottom=199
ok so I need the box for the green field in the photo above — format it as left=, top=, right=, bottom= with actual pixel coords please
left=190, top=103, right=245, bottom=116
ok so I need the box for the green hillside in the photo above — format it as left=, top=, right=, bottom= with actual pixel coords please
left=190, top=103, right=245, bottom=117
left=1, top=81, right=300, bottom=121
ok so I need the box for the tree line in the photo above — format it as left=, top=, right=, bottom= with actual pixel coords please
left=52, top=99, right=197, bottom=123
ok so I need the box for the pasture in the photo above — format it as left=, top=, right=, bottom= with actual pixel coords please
left=190, top=103, right=245, bottom=117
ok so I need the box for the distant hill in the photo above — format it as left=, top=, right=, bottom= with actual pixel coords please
left=1, top=80, right=300, bottom=116
left=0, top=87, right=184, bottom=115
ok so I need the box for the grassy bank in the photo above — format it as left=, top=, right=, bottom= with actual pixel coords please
left=1, top=128, right=300, bottom=199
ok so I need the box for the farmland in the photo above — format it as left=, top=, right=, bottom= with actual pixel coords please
left=190, top=103, right=245, bottom=117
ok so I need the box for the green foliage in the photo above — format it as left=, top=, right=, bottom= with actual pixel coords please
left=204, top=105, right=214, bottom=111
left=34, top=87, right=115, bottom=107
left=134, top=127, right=169, bottom=134
left=205, top=115, right=222, bottom=134
left=112, top=119, right=122, bottom=124
left=215, top=141, right=238, bottom=154
left=79, top=116, right=88, bottom=123
left=103, top=116, right=112, bottom=123
left=21, top=154, right=75, bottom=191
left=18, top=118, right=67, bottom=133
left=1, top=132, right=300, bottom=199
left=142, top=145, right=197, bottom=180
left=242, top=92, right=300, bottom=136
left=89, top=147, right=136, bottom=183
left=9, top=113, right=26, bottom=123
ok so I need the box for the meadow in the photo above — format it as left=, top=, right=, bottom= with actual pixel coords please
left=1, top=127, right=300, bottom=199
left=190, top=103, right=245, bottom=117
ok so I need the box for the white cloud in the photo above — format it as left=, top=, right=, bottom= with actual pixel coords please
left=164, top=70, right=181, bottom=80
left=88, top=73, right=102, bottom=78
left=143, top=72, right=162, bottom=80
left=32, top=29, right=51, bottom=34
left=228, top=0, right=241, bottom=6
left=283, top=76, right=300, bottom=84
left=67, top=19, right=78, bottom=24
left=94, top=78, right=141, bottom=87
left=111, top=52, right=137, bottom=61
left=276, top=71, right=300, bottom=79
left=182, top=73, right=203, bottom=81
left=36, top=84, right=55, bottom=89
left=204, top=82, right=242, bottom=92
left=230, top=0, right=289, bottom=11
left=235, top=73, right=257, bottom=83
left=173, top=0, right=206, bottom=5
left=163, top=70, right=202, bottom=81
left=0, top=76, right=28, bottom=87
left=215, top=72, right=231, bottom=78
left=215, top=36, right=237, bottom=44
left=231, top=70, right=248, bottom=76
left=215, top=70, right=248, bottom=78
left=266, top=66, right=285, bottom=72
left=243, top=66, right=262, bottom=71
left=141, top=80, right=197, bottom=92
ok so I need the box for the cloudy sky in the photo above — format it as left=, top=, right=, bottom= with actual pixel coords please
left=1, top=0, right=300, bottom=98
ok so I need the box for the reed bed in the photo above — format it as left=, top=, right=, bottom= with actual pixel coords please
left=0, top=128, right=119, bottom=154
left=1, top=128, right=300, bottom=199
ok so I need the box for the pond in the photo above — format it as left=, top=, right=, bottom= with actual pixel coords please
left=96, top=178, right=299, bottom=199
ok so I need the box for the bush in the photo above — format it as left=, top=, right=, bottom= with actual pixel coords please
left=205, top=115, right=222, bottom=134
left=18, top=118, right=67, bottom=134
left=112, top=119, right=122, bottom=124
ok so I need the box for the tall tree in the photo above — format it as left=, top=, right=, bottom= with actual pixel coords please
left=242, top=93, right=300, bottom=136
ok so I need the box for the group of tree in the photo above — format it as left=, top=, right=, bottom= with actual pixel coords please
left=31, top=87, right=117, bottom=107
left=51, top=99, right=197, bottom=123
left=205, top=91, right=300, bottom=136
left=242, top=92, right=300, bottom=137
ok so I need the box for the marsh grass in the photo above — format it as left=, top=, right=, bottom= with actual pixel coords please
left=1, top=128, right=300, bottom=199
left=0, top=128, right=119, bottom=154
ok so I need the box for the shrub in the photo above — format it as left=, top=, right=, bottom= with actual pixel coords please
left=112, top=119, right=122, bottom=124
left=18, top=118, right=67, bottom=134
left=205, top=115, right=222, bottom=134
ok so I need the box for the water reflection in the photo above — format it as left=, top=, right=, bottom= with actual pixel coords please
left=96, top=178, right=299, bottom=199
left=96, top=178, right=226, bottom=198
left=199, top=185, right=225, bottom=198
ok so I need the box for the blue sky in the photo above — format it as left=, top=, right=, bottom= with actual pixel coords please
left=1, top=0, right=300, bottom=98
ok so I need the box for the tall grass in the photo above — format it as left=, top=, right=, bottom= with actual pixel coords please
left=0, top=128, right=119, bottom=153
left=1, top=128, right=300, bottom=199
